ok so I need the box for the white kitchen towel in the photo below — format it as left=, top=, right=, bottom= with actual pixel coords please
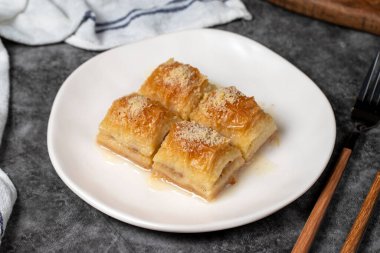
left=0, top=40, right=8, bottom=144
left=0, top=0, right=251, bottom=50
left=0, top=39, right=16, bottom=243
left=0, top=170, right=16, bottom=243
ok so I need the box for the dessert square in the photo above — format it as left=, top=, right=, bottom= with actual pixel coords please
left=152, top=121, right=244, bottom=200
left=139, top=58, right=209, bottom=119
left=190, top=86, right=277, bottom=160
left=97, top=93, right=178, bottom=169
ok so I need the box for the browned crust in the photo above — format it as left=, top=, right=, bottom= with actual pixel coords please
left=139, top=59, right=209, bottom=119
left=157, top=121, right=239, bottom=175
left=190, top=86, right=277, bottom=159
left=97, top=132, right=152, bottom=169
left=169, top=121, right=230, bottom=153
left=99, top=93, right=178, bottom=142
left=190, top=86, right=265, bottom=134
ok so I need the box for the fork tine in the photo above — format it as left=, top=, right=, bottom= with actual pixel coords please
left=358, top=51, right=380, bottom=103
left=371, top=67, right=380, bottom=107
left=369, top=54, right=380, bottom=106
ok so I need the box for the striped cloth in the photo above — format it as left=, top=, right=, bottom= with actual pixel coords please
left=0, top=0, right=251, bottom=50
left=0, top=39, right=16, bottom=245
left=0, top=170, right=16, bottom=244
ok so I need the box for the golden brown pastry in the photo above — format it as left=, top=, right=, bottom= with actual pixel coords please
left=190, top=86, right=277, bottom=160
left=97, top=93, right=178, bottom=169
left=152, top=121, right=244, bottom=200
left=139, top=58, right=209, bottom=119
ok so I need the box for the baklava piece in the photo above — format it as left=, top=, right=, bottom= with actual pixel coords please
left=152, top=121, right=244, bottom=200
left=190, top=86, right=277, bottom=160
left=97, top=93, right=178, bottom=169
left=139, top=58, right=209, bottom=119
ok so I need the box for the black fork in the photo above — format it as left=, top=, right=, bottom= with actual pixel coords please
left=352, top=51, right=380, bottom=132
left=292, top=51, right=380, bottom=253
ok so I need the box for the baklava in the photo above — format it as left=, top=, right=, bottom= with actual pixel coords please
left=97, top=93, right=178, bottom=169
left=139, top=58, right=209, bottom=119
left=152, top=121, right=244, bottom=200
left=190, top=86, right=277, bottom=160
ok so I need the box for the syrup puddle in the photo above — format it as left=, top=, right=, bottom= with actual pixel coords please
left=147, top=173, right=170, bottom=191
left=238, top=137, right=279, bottom=178
left=97, top=144, right=205, bottom=201
left=98, top=145, right=129, bottom=165
left=97, top=132, right=279, bottom=202
left=97, top=144, right=149, bottom=172
left=147, top=172, right=207, bottom=202
left=246, top=153, right=276, bottom=175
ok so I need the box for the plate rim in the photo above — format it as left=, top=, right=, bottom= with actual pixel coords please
left=47, top=28, right=336, bottom=233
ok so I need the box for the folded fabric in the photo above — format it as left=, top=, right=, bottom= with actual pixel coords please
left=0, top=39, right=16, bottom=244
left=0, top=0, right=251, bottom=50
left=0, top=170, right=17, bottom=244
left=0, top=39, right=8, bottom=144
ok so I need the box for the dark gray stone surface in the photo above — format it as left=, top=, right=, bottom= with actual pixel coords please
left=0, top=0, right=379, bottom=252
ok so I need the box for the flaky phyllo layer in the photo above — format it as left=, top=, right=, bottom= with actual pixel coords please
left=153, top=121, right=244, bottom=200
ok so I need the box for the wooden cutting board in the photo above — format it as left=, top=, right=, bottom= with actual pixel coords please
left=267, top=0, right=380, bottom=35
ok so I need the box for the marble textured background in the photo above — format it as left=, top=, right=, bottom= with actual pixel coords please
left=0, top=0, right=379, bottom=252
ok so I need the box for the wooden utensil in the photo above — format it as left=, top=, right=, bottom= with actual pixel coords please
left=267, top=0, right=380, bottom=36
left=340, top=171, right=380, bottom=253
left=292, top=51, right=380, bottom=253
left=291, top=148, right=353, bottom=253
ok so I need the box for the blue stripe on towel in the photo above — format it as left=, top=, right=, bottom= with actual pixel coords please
left=80, top=10, right=96, bottom=24
left=95, top=0, right=201, bottom=33
left=79, top=0, right=228, bottom=33
left=0, top=211, right=3, bottom=236
left=95, top=0, right=188, bottom=27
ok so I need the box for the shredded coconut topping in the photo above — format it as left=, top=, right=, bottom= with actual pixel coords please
left=164, top=64, right=194, bottom=87
left=126, top=95, right=148, bottom=117
left=206, top=86, right=244, bottom=110
left=175, top=121, right=228, bottom=148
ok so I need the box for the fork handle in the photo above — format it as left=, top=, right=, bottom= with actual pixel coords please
left=292, top=147, right=353, bottom=253
left=340, top=171, right=380, bottom=253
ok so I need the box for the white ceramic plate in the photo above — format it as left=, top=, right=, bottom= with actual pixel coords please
left=48, top=29, right=336, bottom=233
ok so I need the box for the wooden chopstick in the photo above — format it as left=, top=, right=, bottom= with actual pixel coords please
left=340, top=171, right=380, bottom=253
left=292, top=148, right=353, bottom=253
